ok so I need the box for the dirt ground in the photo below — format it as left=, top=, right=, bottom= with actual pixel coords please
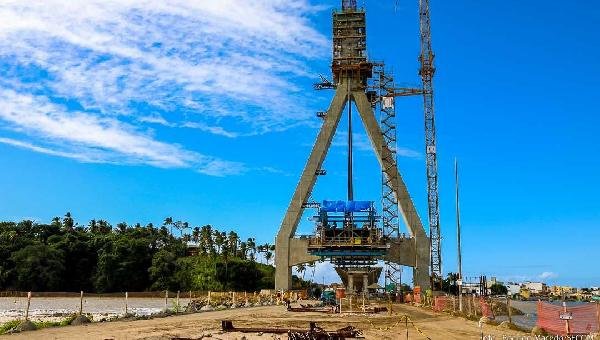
left=1, top=303, right=528, bottom=340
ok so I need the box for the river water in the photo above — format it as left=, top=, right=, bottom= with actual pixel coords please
left=0, top=297, right=192, bottom=323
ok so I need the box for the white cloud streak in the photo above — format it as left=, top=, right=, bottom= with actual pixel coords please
left=0, top=89, right=245, bottom=175
left=333, top=131, right=421, bottom=159
left=539, top=271, right=558, bottom=280
left=0, top=0, right=327, bottom=172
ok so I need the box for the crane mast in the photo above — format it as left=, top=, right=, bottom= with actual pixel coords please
left=418, top=0, right=442, bottom=290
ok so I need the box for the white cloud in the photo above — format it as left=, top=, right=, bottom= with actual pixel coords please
left=293, top=261, right=341, bottom=284
left=0, top=137, right=97, bottom=162
left=0, top=89, right=244, bottom=175
left=0, top=1, right=326, bottom=131
left=0, top=0, right=328, bottom=170
left=182, top=122, right=240, bottom=139
left=333, top=131, right=421, bottom=159
left=539, top=271, right=558, bottom=280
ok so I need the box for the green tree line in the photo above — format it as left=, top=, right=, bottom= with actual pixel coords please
left=0, top=213, right=280, bottom=292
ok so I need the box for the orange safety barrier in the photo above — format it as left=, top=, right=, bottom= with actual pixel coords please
left=537, top=301, right=600, bottom=336
left=403, top=293, right=422, bottom=304
left=433, top=295, right=495, bottom=318
left=433, top=296, right=452, bottom=312
left=479, top=298, right=494, bottom=319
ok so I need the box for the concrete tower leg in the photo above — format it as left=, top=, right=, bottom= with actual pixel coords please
left=348, top=275, right=354, bottom=293
left=275, top=82, right=349, bottom=290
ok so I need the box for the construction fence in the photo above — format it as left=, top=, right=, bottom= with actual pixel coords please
left=0, top=290, right=294, bottom=323
left=432, top=295, right=495, bottom=319
left=536, top=301, right=600, bottom=336
left=404, top=293, right=422, bottom=304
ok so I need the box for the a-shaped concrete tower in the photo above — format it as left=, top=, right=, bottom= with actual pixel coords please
left=275, top=0, right=431, bottom=292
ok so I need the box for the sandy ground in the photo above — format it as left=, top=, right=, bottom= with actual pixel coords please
left=0, top=303, right=530, bottom=340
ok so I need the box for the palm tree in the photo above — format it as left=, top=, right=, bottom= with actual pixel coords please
left=246, top=238, right=256, bottom=262
left=265, top=250, right=273, bottom=265
left=200, top=225, right=215, bottom=255
left=227, top=231, right=239, bottom=258
left=307, top=261, right=317, bottom=282
left=181, top=221, right=190, bottom=239
left=238, top=241, right=247, bottom=260
left=257, top=243, right=268, bottom=264
left=51, top=217, right=62, bottom=229
left=88, top=219, right=97, bottom=233
left=116, top=222, right=127, bottom=233
left=269, top=244, right=275, bottom=257
left=63, top=212, right=74, bottom=232
left=214, top=230, right=225, bottom=255
left=296, top=263, right=307, bottom=280
left=192, top=227, right=200, bottom=244
left=163, top=217, right=173, bottom=235
left=172, top=221, right=184, bottom=238
left=97, top=220, right=111, bottom=234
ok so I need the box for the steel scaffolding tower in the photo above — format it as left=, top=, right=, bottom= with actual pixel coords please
left=373, top=64, right=400, bottom=240
left=372, top=64, right=403, bottom=294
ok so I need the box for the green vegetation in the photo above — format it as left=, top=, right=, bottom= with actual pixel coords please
left=33, top=315, right=76, bottom=329
left=490, top=283, right=508, bottom=296
left=0, top=213, right=281, bottom=292
left=0, top=320, right=20, bottom=334
left=0, top=315, right=78, bottom=335
left=441, top=272, right=460, bottom=295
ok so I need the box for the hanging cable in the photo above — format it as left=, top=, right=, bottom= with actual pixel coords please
left=347, top=72, right=353, bottom=201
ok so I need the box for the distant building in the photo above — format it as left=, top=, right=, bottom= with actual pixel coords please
left=506, top=283, right=521, bottom=296
left=550, top=285, right=576, bottom=296
left=524, top=282, right=547, bottom=294
left=487, top=277, right=498, bottom=286
left=186, top=242, right=200, bottom=256
left=485, top=277, right=505, bottom=295
left=461, top=282, right=481, bottom=295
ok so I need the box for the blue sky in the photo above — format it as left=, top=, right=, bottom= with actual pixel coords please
left=0, top=0, right=598, bottom=287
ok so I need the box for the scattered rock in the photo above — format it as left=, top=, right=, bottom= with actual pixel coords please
left=200, top=305, right=213, bottom=312
left=186, top=299, right=208, bottom=312
left=71, top=314, right=92, bottom=325
left=150, top=311, right=169, bottom=319
left=15, top=320, right=37, bottom=332
left=479, top=316, right=492, bottom=324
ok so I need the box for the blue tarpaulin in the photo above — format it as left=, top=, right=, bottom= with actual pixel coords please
left=322, top=200, right=372, bottom=212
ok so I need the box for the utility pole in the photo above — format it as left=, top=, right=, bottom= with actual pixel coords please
left=455, top=158, right=463, bottom=312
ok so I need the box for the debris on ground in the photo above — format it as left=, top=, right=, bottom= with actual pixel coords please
left=221, top=320, right=363, bottom=339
